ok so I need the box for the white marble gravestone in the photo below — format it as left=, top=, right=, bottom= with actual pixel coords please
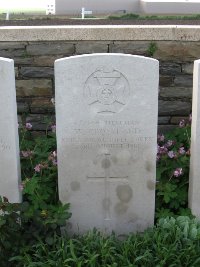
left=55, top=54, right=159, bottom=234
left=0, top=58, right=21, bottom=203
left=189, top=59, right=200, bottom=217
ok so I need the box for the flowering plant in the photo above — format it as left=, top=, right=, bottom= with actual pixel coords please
left=0, top=116, right=194, bottom=264
left=156, top=116, right=192, bottom=219
left=0, top=122, right=71, bottom=264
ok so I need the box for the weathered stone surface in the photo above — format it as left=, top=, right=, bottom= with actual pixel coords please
left=15, top=55, right=65, bottom=67
left=0, top=49, right=27, bottom=58
left=110, top=41, right=150, bottom=55
left=0, top=58, right=21, bottom=203
left=0, top=42, right=27, bottom=49
left=158, top=100, right=191, bottom=115
left=75, top=41, right=109, bottom=54
left=0, top=38, right=197, bottom=134
left=17, top=101, right=30, bottom=113
left=32, top=55, right=65, bottom=67
left=20, top=67, right=54, bottom=78
left=30, top=98, right=54, bottom=113
left=27, top=42, right=74, bottom=56
left=1, top=26, right=200, bottom=42
left=182, top=63, right=193, bottom=75
left=159, top=75, right=174, bottom=87
left=55, top=54, right=159, bottom=234
left=25, top=114, right=55, bottom=131
left=189, top=59, right=200, bottom=218
left=159, top=62, right=181, bottom=75
left=170, top=116, right=188, bottom=125
left=158, top=116, right=170, bottom=124
left=160, top=87, right=192, bottom=98
left=158, top=125, right=176, bottom=134
left=14, top=57, right=33, bottom=65
left=154, top=41, right=200, bottom=61
left=16, top=79, right=52, bottom=97
left=174, top=75, right=193, bottom=87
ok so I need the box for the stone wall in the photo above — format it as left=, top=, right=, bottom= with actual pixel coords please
left=0, top=26, right=198, bottom=133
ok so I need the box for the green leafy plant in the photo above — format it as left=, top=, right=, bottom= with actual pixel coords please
left=0, top=115, right=194, bottom=266
left=147, top=42, right=157, bottom=57
left=156, top=116, right=192, bottom=219
left=10, top=216, right=200, bottom=267
left=0, top=122, right=71, bottom=266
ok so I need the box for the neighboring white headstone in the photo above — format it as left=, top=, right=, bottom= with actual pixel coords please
left=0, top=58, right=21, bottom=203
left=55, top=53, right=159, bottom=234
left=189, top=59, right=200, bottom=217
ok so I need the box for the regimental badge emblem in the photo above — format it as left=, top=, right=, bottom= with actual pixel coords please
left=84, top=67, right=130, bottom=114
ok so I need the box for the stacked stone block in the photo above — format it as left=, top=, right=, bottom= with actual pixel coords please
left=0, top=40, right=195, bottom=132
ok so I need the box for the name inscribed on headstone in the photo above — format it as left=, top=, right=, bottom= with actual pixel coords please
left=61, top=119, right=154, bottom=155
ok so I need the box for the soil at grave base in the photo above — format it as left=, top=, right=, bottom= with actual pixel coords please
left=1, top=19, right=200, bottom=26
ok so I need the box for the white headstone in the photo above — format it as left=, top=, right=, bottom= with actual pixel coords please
left=0, top=58, right=21, bottom=203
left=55, top=54, right=159, bottom=234
left=189, top=59, right=200, bottom=217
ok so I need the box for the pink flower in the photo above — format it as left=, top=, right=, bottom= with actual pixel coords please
left=156, top=154, right=160, bottom=161
left=173, top=168, right=183, bottom=177
left=166, top=140, right=175, bottom=148
left=179, top=119, right=185, bottom=128
left=51, top=98, right=55, bottom=105
left=157, top=145, right=168, bottom=155
left=51, top=124, right=56, bottom=133
left=179, top=147, right=186, bottom=155
left=48, top=151, right=57, bottom=165
left=21, top=150, right=33, bottom=158
left=34, top=164, right=42, bottom=172
left=19, top=183, right=24, bottom=191
left=19, top=178, right=30, bottom=190
left=34, top=162, right=48, bottom=172
left=158, top=134, right=165, bottom=142
left=168, top=151, right=176, bottom=159
left=25, top=123, right=32, bottom=130
left=52, top=159, right=57, bottom=166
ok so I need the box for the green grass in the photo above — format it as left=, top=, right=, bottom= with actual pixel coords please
left=108, top=13, right=200, bottom=20
left=1, top=11, right=200, bottom=21
left=9, top=217, right=200, bottom=267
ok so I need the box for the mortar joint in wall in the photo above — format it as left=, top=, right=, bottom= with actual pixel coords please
left=73, top=44, right=76, bottom=55
left=107, top=44, right=110, bottom=53
left=180, top=63, right=183, bottom=73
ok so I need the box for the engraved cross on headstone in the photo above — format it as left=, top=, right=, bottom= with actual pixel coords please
left=87, top=153, right=128, bottom=220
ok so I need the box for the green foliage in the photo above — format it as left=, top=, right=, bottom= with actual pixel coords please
left=108, top=13, right=139, bottom=20
left=108, top=13, right=200, bottom=20
left=0, top=116, right=194, bottom=266
left=147, top=42, right=157, bottom=57
left=156, top=118, right=191, bottom=219
left=0, top=124, right=71, bottom=266
left=10, top=216, right=200, bottom=266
